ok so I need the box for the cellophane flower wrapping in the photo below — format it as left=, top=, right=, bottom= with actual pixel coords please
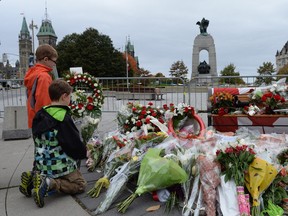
left=86, top=134, right=102, bottom=172
left=99, top=130, right=122, bottom=166
left=87, top=145, right=131, bottom=198
left=81, top=115, right=101, bottom=145
left=175, top=147, right=197, bottom=203
left=197, top=155, right=221, bottom=216
left=94, top=157, right=141, bottom=215
left=216, top=142, right=256, bottom=215
left=217, top=175, right=241, bottom=216
left=117, top=148, right=188, bottom=213
left=135, top=148, right=188, bottom=195
left=244, top=157, right=278, bottom=216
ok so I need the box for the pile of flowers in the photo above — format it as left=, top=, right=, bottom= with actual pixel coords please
left=209, top=91, right=235, bottom=115
left=117, top=102, right=165, bottom=134
left=84, top=102, right=288, bottom=215
left=250, top=78, right=287, bottom=114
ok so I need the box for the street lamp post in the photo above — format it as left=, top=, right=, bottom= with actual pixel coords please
left=29, top=20, right=38, bottom=64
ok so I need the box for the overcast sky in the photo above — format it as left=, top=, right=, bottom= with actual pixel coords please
left=0, top=0, right=288, bottom=78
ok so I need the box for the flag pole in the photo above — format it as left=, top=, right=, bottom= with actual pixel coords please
left=126, top=36, right=129, bottom=89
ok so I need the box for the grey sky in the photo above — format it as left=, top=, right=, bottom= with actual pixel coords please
left=0, top=0, right=288, bottom=78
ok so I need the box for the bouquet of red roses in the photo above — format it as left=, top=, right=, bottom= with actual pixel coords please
left=216, top=144, right=256, bottom=215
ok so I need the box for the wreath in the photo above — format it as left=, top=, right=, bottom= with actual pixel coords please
left=165, top=103, right=205, bottom=138
left=65, top=73, right=104, bottom=118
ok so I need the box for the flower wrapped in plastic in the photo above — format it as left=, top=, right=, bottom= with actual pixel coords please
left=216, top=144, right=256, bottom=216
left=244, top=157, right=278, bottom=216
left=87, top=143, right=133, bottom=198
left=98, top=130, right=123, bottom=167
left=174, top=146, right=197, bottom=204
left=117, top=148, right=188, bottom=213
left=197, top=155, right=221, bottom=216
left=86, top=134, right=103, bottom=172
left=94, top=155, right=142, bottom=215
left=80, top=115, right=101, bottom=145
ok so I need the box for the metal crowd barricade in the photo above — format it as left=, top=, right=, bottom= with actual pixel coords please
left=1, top=75, right=287, bottom=128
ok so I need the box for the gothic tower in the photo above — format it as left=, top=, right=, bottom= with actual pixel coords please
left=125, top=37, right=139, bottom=68
left=276, top=41, right=288, bottom=72
left=18, top=16, right=32, bottom=78
left=37, top=6, right=57, bottom=48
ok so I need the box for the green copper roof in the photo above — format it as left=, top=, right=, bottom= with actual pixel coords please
left=37, top=20, right=57, bottom=37
left=126, top=40, right=134, bottom=52
left=20, top=17, right=30, bottom=35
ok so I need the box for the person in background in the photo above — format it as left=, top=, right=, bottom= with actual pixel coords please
left=19, top=79, right=87, bottom=208
left=24, top=44, right=58, bottom=128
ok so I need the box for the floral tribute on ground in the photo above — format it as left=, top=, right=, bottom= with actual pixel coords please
left=83, top=101, right=288, bottom=215
left=65, top=72, right=105, bottom=171
left=210, top=78, right=288, bottom=116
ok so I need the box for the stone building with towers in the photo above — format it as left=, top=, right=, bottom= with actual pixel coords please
left=18, top=7, right=57, bottom=78
left=18, top=17, right=32, bottom=78
left=36, top=9, right=57, bottom=48
left=276, top=41, right=288, bottom=72
left=191, top=18, right=217, bottom=84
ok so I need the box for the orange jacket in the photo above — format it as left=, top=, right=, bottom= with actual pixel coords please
left=24, top=64, right=53, bottom=128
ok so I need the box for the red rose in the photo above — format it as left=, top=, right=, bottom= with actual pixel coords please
left=136, top=121, right=142, bottom=127
left=145, top=117, right=150, bottom=124
left=225, top=147, right=233, bottom=154
left=87, top=96, right=93, bottom=103
left=184, top=107, right=189, bottom=113
left=273, top=94, right=281, bottom=101
left=141, top=110, right=147, bottom=115
left=78, top=103, right=84, bottom=109
left=261, top=95, right=267, bottom=102
left=266, top=92, right=273, bottom=98
left=70, top=78, right=76, bottom=85
left=148, top=102, right=153, bottom=106
left=163, top=104, right=168, bottom=110
left=86, top=104, right=94, bottom=110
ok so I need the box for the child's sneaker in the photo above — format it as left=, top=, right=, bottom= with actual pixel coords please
left=32, top=173, right=49, bottom=208
left=19, top=171, right=33, bottom=197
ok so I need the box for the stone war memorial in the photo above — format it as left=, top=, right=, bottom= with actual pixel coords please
left=191, top=17, right=218, bottom=84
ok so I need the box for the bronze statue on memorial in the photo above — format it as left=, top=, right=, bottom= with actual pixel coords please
left=198, top=60, right=210, bottom=74
left=196, top=18, right=209, bottom=35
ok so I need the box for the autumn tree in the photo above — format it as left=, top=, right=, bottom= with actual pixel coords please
left=56, top=28, right=126, bottom=77
left=219, top=64, right=245, bottom=85
left=169, top=60, right=189, bottom=81
left=123, top=53, right=139, bottom=77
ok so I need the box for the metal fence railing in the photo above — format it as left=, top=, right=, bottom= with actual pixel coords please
left=1, top=75, right=287, bottom=126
